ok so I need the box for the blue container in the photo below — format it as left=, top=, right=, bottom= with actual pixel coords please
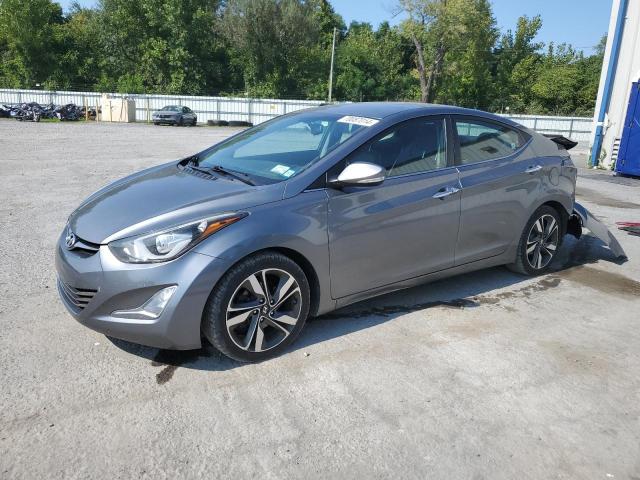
left=615, top=81, right=640, bottom=177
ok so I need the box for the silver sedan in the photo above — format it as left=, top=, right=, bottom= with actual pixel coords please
left=55, top=103, right=625, bottom=362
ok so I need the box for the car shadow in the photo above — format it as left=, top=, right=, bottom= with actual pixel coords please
left=108, top=233, right=625, bottom=382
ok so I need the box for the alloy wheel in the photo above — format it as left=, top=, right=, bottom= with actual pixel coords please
left=225, top=268, right=302, bottom=353
left=526, top=214, right=559, bottom=270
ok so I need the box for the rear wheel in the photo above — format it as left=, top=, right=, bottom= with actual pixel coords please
left=202, top=252, right=310, bottom=362
left=508, top=205, right=562, bottom=275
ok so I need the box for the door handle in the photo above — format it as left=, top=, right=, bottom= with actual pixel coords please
left=525, top=165, right=542, bottom=174
left=432, top=186, right=460, bottom=199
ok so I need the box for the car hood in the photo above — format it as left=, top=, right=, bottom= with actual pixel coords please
left=69, top=162, right=282, bottom=244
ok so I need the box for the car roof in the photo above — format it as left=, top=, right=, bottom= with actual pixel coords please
left=312, top=102, right=520, bottom=127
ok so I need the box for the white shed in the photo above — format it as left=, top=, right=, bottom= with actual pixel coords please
left=591, top=0, right=640, bottom=168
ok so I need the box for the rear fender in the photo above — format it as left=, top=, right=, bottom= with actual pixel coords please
left=568, top=202, right=627, bottom=259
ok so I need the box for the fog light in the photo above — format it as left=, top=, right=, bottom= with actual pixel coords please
left=112, top=286, right=177, bottom=320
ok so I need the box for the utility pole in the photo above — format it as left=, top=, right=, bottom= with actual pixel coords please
left=328, top=27, right=337, bottom=103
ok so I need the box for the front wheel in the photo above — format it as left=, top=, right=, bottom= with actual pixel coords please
left=508, top=205, right=562, bottom=275
left=202, top=252, right=310, bottom=362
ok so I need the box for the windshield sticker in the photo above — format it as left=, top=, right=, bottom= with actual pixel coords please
left=282, top=169, right=295, bottom=178
left=271, top=165, right=290, bottom=175
left=337, top=115, right=379, bottom=127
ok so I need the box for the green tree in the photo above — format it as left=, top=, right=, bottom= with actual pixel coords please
left=45, top=3, right=101, bottom=90
left=573, top=35, right=606, bottom=116
left=531, top=43, right=583, bottom=115
left=397, top=0, right=447, bottom=102
left=335, top=21, right=409, bottom=101
left=491, top=15, right=543, bottom=112
left=95, top=0, right=228, bottom=94
left=397, top=0, right=496, bottom=106
left=0, top=0, right=606, bottom=116
left=294, top=0, right=345, bottom=99
left=220, top=0, right=331, bottom=98
left=0, top=0, right=64, bottom=87
left=435, top=0, right=497, bottom=109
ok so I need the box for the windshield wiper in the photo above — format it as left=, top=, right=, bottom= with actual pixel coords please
left=182, top=156, right=255, bottom=185
left=188, top=165, right=217, bottom=177
left=180, top=156, right=217, bottom=177
left=210, top=165, right=256, bottom=186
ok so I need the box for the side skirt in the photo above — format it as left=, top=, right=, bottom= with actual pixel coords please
left=334, top=252, right=514, bottom=310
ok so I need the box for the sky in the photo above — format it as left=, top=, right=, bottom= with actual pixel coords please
left=58, top=0, right=612, bottom=54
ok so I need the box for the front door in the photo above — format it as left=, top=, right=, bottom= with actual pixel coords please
left=327, top=116, right=461, bottom=299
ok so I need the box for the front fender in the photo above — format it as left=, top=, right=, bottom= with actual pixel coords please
left=192, top=190, right=334, bottom=315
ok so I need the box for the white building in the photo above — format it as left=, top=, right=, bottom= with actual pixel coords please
left=592, top=0, right=640, bottom=168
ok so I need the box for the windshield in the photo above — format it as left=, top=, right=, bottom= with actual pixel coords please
left=194, top=111, right=377, bottom=183
left=161, top=106, right=181, bottom=112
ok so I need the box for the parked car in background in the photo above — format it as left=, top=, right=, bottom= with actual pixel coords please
left=56, top=103, right=624, bottom=363
left=152, top=105, right=197, bottom=126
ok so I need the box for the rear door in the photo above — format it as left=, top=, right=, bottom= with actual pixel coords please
left=327, top=116, right=462, bottom=298
left=452, top=116, right=539, bottom=265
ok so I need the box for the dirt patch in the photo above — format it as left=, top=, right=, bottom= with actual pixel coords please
left=538, top=340, right=610, bottom=375
left=576, top=187, right=640, bottom=209
left=446, top=319, right=495, bottom=339
left=321, top=298, right=478, bottom=320
left=557, top=265, right=640, bottom=298
left=151, top=348, right=213, bottom=384
left=476, top=277, right=562, bottom=305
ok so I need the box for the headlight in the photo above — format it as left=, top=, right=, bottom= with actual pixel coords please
left=108, top=212, right=247, bottom=263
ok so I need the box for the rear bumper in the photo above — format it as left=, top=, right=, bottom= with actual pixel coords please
left=54, top=231, right=232, bottom=349
left=568, top=202, right=627, bottom=259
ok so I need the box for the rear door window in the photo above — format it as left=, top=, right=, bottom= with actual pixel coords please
left=455, top=118, right=526, bottom=164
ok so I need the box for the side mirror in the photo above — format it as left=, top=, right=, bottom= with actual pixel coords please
left=329, top=162, right=386, bottom=188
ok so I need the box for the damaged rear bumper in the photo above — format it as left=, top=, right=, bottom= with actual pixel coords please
left=567, top=202, right=627, bottom=259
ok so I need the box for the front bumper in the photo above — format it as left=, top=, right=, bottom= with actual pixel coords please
left=152, top=116, right=179, bottom=124
left=54, top=231, right=232, bottom=349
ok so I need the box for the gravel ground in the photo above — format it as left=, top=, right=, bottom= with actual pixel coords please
left=1, top=120, right=639, bottom=479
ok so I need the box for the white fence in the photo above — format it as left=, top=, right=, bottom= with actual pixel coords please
left=0, top=89, right=324, bottom=125
left=500, top=114, right=592, bottom=142
left=0, top=88, right=592, bottom=140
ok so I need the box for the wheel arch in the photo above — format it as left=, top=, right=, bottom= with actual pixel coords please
left=267, top=247, right=321, bottom=317
left=204, top=246, right=322, bottom=319
left=540, top=200, right=570, bottom=235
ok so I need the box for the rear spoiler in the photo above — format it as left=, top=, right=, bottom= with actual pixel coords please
left=543, top=134, right=578, bottom=151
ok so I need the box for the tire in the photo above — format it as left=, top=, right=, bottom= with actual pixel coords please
left=508, top=205, right=563, bottom=276
left=207, top=120, right=229, bottom=127
left=228, top=120, right=252, bottom=127
left=202, top=252, right=311, bottom=362
left=175, top=117, right=183, bottom=126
